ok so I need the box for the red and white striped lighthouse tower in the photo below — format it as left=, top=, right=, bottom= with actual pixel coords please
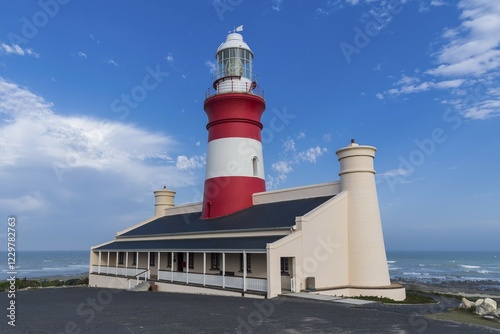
left=201, top=29, right=266, bottom=219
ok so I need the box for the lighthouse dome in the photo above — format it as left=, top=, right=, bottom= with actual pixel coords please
left=216, top=33, right=253, bottom=55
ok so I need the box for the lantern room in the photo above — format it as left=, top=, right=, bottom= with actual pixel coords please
left=216, top=33, right=253, bottom=80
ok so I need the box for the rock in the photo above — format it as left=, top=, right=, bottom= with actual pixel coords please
left=475, top=298, right=497, bottom=316
left=474, top=298, right=484, bottom=307
left=460, top=297, right=475, bottom=310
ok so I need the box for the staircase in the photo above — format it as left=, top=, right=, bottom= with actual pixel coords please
left=128, top=281, right=150, bottom=292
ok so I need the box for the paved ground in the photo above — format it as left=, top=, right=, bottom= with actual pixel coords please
left=1, top=287, right=499, bottom=333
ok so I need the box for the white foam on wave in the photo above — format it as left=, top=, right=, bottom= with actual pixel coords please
left=387, top=261, right=396, bottom=264
left=460, top=264, right=480, bottom=269
left=477, top=270, right=492, bottom=274
left=389, top=267, right=402, bottom=271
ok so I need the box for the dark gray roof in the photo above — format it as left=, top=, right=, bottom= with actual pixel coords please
left=94, top=236, right=283, bottom=252
left=119, top=196, right=333, bottom=238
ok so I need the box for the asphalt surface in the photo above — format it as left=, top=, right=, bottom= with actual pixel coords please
left=1, top=287, right=499, bottom=334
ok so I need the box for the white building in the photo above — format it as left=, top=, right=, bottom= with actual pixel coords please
left=89, top=31, right=406, bottom=301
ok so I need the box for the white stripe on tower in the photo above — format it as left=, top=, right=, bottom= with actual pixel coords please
left=205, top=137, right=265, bottom=180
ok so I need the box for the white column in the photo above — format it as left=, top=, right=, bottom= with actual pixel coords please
left=170, top=252, right=174, bottom=282
left=203, top=252, right=206, bottom=286
left=115, top=252, right=118, bottom=276
left=125, top=252, right=129, bottom=277
left=186, top=252, right=189, bottom=284
left=222, top=253, right=225, bottom=289
left=158, top=252, right=161, bottom=280
left=107, top=252, right=110, bottom=275
left=98, top=251, right=101, bottom=274
left=243, top=251, right=247, bottom=292
left=147, top=252, right=151, bottom=279
left=136, top=252, right=139, bottom=273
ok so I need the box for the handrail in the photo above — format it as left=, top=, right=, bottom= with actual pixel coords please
left=205, top=77, right=264, bottom=99
left=127, top=269, right=149, bottom=289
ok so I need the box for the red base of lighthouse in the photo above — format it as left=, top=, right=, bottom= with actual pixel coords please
left=201, top=176, right=265, bottom=219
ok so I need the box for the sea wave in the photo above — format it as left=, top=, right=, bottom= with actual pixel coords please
left=460, top=264, right=480, bottom=269
left=477, top=270, right=493, bottom=274
left=387, top=261, right=396, bottom=264
left=403, top=272, right=430, bottom=276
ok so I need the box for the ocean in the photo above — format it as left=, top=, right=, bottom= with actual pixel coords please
left=387, top=250, right=500, bottom=284
left=1, top=250, right=499, bottom=283
left=0, top=250, right=89, bottom=281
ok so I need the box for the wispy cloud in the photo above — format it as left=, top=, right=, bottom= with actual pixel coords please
left=107, top=58, right=118, bottom=66
left=267, top=136, right=328, bottom=188
left=378, top=0, right=500, bottom=119
left=77, top=51, right=87, bottom=59
left=0, top=43, right=39, bottom=58
left=272, top=0, right=284, bottom=11
left=205, top=60, right=216, bottom=75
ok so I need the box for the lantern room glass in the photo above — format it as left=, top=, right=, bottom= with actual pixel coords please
left=216, top=48, right=253, bottom=80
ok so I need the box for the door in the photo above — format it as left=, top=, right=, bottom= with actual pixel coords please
left=177, top=253, right=184, bottom=272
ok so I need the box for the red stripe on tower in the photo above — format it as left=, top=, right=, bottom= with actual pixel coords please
left=201, top=31, right=266, bottom=219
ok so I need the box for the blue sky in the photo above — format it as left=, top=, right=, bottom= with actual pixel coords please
left=0, top=0, right=499, bottom=251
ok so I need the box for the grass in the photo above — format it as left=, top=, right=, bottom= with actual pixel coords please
left=1, top=277, right=89, bottom=291
left=428, top=308, right=500, bottom=329
left=354, top=292, right=437, bottom=304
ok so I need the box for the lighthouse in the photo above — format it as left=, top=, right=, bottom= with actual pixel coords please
left=201, top=30, right=266, bottom=219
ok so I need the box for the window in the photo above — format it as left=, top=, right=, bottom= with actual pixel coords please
left=149, top=252, right=155, bottom=267
left=132, top=252, right=137, bottom=265
left=252, top=156, right=258, bottom=177
left=211, top=253, right=221, bottom=270
left=167, top=253, right=172, bottom=268
left=189, top=253, right=194, bottom=269
left=118, top=252, right=124, bottom=265
left=240, top=254, right=252, bottom=272
left=281, top=258, right=289, bottom=275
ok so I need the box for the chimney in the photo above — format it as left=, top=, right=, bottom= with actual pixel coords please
left=153, top=186, right=176, bottom=217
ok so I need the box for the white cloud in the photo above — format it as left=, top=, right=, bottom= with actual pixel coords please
left=385, top=78, right=465, bottom=96
left=283, top=138, right=296, bottom=152
left=0, top=77, right=201, bottom=247
left=166, top=53, right=174, bottom=63
left=375, top=93, right=384, bottom=100
left=176, top=155, right=206, bottom=171
left=108, top=59, right=118, bottom=66
left=267, top=141, right=328, bottom=189
left=77, top=51, right=87, bottom=59
left=272, top=0, right=284, bottom=11
left=0, top=43, right=39, bottom=58
left=381, top=1, right=500, bottom=120
left=297, top=131, right=305, bottom=140
left=296, top=146, right=328, bottom=163
left=378, top=168, right=412, bottom=178
left=272, top=160, right=292, bottom=178
left=205, top=60, right=216, bottom=74
left=0, top=77, right=181, bottom=174
left=323, top=133, right=332, bottom=142
left=426, top=1, right=500, bottom=77
left=431, top=0, right=447, bottom=7
left=267, top=160, right=292, bottom=188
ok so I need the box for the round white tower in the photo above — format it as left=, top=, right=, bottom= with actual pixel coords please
left=336, top=139, right=390, bottom=287
left=201, top=31, right=266, bottom=219
left=153, top=186, right=176, bottom=217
